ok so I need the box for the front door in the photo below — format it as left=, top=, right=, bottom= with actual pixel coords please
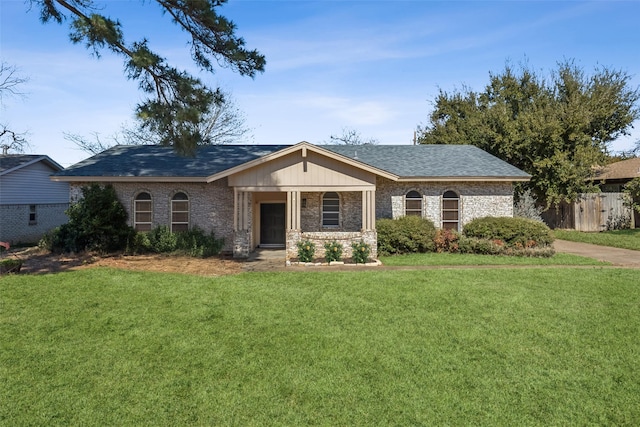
left=260, top=203, right=285, bottom=247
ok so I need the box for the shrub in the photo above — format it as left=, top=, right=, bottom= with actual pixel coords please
left=126, top=231, right=152, bottom=255
left=623, top=177, right=640, bottom=214
left=0, top=258, right=22, bottom=274
left=457, top=236, right=505, bottom=255
left=175, top=227, right=224, bottom=258
left=376, top=216, right=436, bottom=256
left=147, top=225, right=178, bottom=253
left=49, top=184, right=133, bottom=253
left=297, top=240, right=316, bottom=262
left=126, top=226, right=224, bottom=257
left=514, top=189, right=544, bottom=222
left=463, top=216, right=553, bottom=248
left=324, top=241, right=343, bottom=263
left=351, top=240, right=371, bottom=264
left=434, top=229, right=460, bottom=253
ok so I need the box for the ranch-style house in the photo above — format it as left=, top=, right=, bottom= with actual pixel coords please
left=52, top=142, right=530, bottom=259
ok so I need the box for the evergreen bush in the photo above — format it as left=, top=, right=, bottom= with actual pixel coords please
left=376, top=216, right=436, bottom=256
left=49, top=184, right=133, bottom=253
left=463, top=216, right=553, bottom=248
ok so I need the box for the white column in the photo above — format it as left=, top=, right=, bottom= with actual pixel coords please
left=362, top=190, right=376, bottom=231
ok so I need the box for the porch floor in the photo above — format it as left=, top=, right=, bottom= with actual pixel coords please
left=243, top=248, right=287, bottom=271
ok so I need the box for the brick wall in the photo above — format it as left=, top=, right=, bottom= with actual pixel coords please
left=0, top=203, right=69, bottom=244
left=71, top=180, right=236, bottom=253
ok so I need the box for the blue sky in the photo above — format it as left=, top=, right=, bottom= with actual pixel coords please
left=2, top=0, right=639, bottom=167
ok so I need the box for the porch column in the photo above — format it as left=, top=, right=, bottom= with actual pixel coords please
left=362, top=189, right=375, bottom=231
left=233, top=189, right=251, bottom=258
left=287, top=190, right=301, bottom=231
left=234, top=189, right=250, bottom=231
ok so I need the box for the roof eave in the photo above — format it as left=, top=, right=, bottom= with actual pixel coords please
left=51, top=176, right=208, bottom=183
left=396, top=176, right=531, bottom=182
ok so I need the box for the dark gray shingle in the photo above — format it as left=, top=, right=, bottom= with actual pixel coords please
left=53, top=144, right=530, bottom=179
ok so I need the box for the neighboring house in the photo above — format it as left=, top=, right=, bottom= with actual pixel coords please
left=0, top=155, right=70, bottom=244
left=543, top=157, right=640, bottom=230
left=51, top=142, right=530, bottom=259
left=592, top=157, right=640, bottom=192
left=592, top=157, right=640, bottom=228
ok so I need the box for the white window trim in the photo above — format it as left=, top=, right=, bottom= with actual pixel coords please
left=442, top=190, right=460, bottom=231
left=134, top=192, right=153, bottom=231
left=405, top=190, right=423, bottom=217
left=171, top=192, right=190, bottom=233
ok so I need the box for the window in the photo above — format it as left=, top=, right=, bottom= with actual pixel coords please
left=405, top=191, right=422, bottom=216
left=29, top=205, right=37, bottom=225
left=171, top=192, right=189, bottom=232
left=442, top=190, right=459, bottom=231
left=322, top=192, right=340, bottom=228
left=134, top=192, right=152, bottom=231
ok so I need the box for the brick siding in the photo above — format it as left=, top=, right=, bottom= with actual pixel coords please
left=0, top=203, right=69, bottom=244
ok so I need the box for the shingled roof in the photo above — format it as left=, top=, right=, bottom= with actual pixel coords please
left=53, top=143, right=530, bottom=181
left=592, top=157, right=640, bottom=181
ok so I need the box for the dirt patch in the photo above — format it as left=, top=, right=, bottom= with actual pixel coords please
left=2, top=247, right=244, bottom=277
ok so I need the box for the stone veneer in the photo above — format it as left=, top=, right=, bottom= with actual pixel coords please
left=286, top=230, right=377, bottom=260
left=376, top=177, right=514, bottom=229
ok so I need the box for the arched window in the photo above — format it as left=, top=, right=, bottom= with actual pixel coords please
left=134, top=192, right=152, bottom=231
left=442, top=190, right=459, bottom=231
left=171, top=192, right=189, bottom=232
left=322, top=192, right=340, bottom=228
left=405, top=190, right=422, bottom=216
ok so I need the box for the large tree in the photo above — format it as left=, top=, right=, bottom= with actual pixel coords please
left=418, top=61, right=640, bottom=206
left=29, top=0, right=265, bottom=155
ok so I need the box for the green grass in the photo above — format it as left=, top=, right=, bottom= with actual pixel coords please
left=379, top=252, right=608, bottom=266
left=2, top=267, right=640, bottom=425
left=553, top=228, right=640, bottom=251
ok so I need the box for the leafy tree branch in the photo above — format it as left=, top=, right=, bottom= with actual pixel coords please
left=30, top=0, right=265, bottom=154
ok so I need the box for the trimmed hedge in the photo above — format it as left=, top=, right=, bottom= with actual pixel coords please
left=377, top=216, right=436, bottom=256
left=463, top=216, right=553, bottom=248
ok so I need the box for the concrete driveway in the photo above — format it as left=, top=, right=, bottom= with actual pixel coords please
left=553, top=239, right=640, bottom=267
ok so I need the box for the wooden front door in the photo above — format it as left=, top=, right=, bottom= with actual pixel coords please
left=260, top=203, right=285, bottom=247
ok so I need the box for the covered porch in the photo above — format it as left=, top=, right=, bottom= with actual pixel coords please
left=224, top=143, right=385, bottom=260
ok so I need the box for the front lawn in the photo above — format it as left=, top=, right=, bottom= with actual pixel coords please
left=2, top=268, right=640, bottom=425
left=379, top=252, right=607, bottom=266
left=553, top=228, right=640, bottom=251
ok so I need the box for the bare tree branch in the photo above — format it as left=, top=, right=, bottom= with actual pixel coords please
left=328, top=127, right=379, bottom=145
left=0, top=62, right=29, bottom=102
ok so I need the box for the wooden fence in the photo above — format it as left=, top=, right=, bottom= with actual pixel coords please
left=542, top=193, right=635, bottom=231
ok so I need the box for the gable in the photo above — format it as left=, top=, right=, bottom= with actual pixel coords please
left=228, top=148, right=376, bottom=190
